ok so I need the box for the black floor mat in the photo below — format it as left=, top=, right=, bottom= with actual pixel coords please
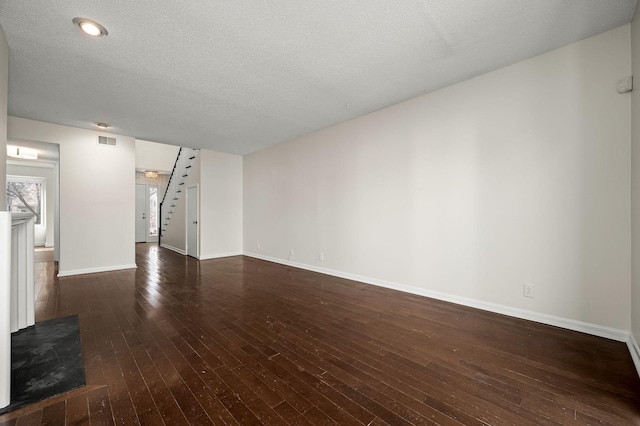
left=0, top=315, right=86, bottom=414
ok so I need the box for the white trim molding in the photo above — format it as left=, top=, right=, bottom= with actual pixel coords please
left=243, top=252, right=630, bottom=343
left=628, top=333, right=640, bottom=377
left=0, top=213, right=12, bottom=408
left=160, top=243, right=186, bottom=255
left=57, top=263, right=137, bottom=277
left=199, top=251, right=243, bottom=261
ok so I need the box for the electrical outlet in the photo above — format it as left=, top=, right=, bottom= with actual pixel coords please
left=319, top=252, right=324, bottom=261
left=524, top=283, right=534, bottom=298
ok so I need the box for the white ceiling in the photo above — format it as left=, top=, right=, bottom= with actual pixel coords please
left=0, top=1, right=637, bottom=155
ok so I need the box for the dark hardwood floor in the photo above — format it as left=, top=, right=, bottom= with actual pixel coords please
left=1, top=243, right=640, bottom=425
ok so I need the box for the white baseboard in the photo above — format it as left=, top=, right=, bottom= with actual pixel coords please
left=628, top=333, right=640, bottom=377
left=243, top=252, right=630, bottom=343
left=160, top=243, right=186, bottom=255
left=57, top=263, right=137, bottom=277
left=199, top=251, right=242, bottom=260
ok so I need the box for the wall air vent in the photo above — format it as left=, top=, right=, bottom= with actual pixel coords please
left=97, top=136, right=117, bottom=147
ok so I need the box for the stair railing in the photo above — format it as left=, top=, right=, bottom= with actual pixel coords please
left=158, top=148, right=198, bottom=245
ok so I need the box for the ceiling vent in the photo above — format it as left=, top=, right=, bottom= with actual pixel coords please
left=97, top=135, right=117, bottom=147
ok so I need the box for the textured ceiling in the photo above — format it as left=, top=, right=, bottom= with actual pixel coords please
left=0, top=1, right=637, bottom=155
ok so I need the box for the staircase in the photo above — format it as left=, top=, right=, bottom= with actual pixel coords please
left=159, top=147, right=199, bottom=240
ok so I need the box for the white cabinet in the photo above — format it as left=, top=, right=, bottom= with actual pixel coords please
left=0, top=212, right=35, bottom=409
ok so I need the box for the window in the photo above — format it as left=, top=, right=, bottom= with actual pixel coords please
left=149, top=186, right=158, bottom=237
left=6, top=176, right=45, bottom=226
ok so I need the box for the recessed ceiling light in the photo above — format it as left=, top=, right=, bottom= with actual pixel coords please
left=94, top=122, right=111, bottom=129
left=73, top=17, right=108, bottom=37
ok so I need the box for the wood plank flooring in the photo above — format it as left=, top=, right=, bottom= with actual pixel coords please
left=1, top=243, right=639, bottom=425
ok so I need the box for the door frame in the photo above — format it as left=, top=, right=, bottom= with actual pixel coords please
left=6, top=160, right=58, bottom=258
left=186, top=184, right=199, bottom=258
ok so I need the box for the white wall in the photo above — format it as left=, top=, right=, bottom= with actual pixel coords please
left=135, top=139, right=180, bottom=174
left=200, top=150, right=243, bottom=259
left=6, top=162, right=55, bottom=246
left=161, top=154, right=200, bottom=253
left=160, top=190, right=187, bottom=253
left=244, top=26, right=632, bottom=333
left=161, top=149, right=243, bottom=259
left=631, top=12, right=640, bottom=358
left=8, top=117, right=136, bottom=276
left=0, top=26, right=8, bottom=209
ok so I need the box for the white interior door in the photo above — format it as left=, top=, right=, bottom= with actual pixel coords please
left=135, top=184, right=146, bottom=243
left=186, top=185, right=198, bottom=258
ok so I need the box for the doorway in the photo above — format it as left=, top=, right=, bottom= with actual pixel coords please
left=135, top=184, right=159, bottom=243
left=5, top=140, right=60, bottom=262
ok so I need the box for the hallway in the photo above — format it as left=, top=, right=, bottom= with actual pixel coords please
left=1, top=244, right=639, bottom=425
